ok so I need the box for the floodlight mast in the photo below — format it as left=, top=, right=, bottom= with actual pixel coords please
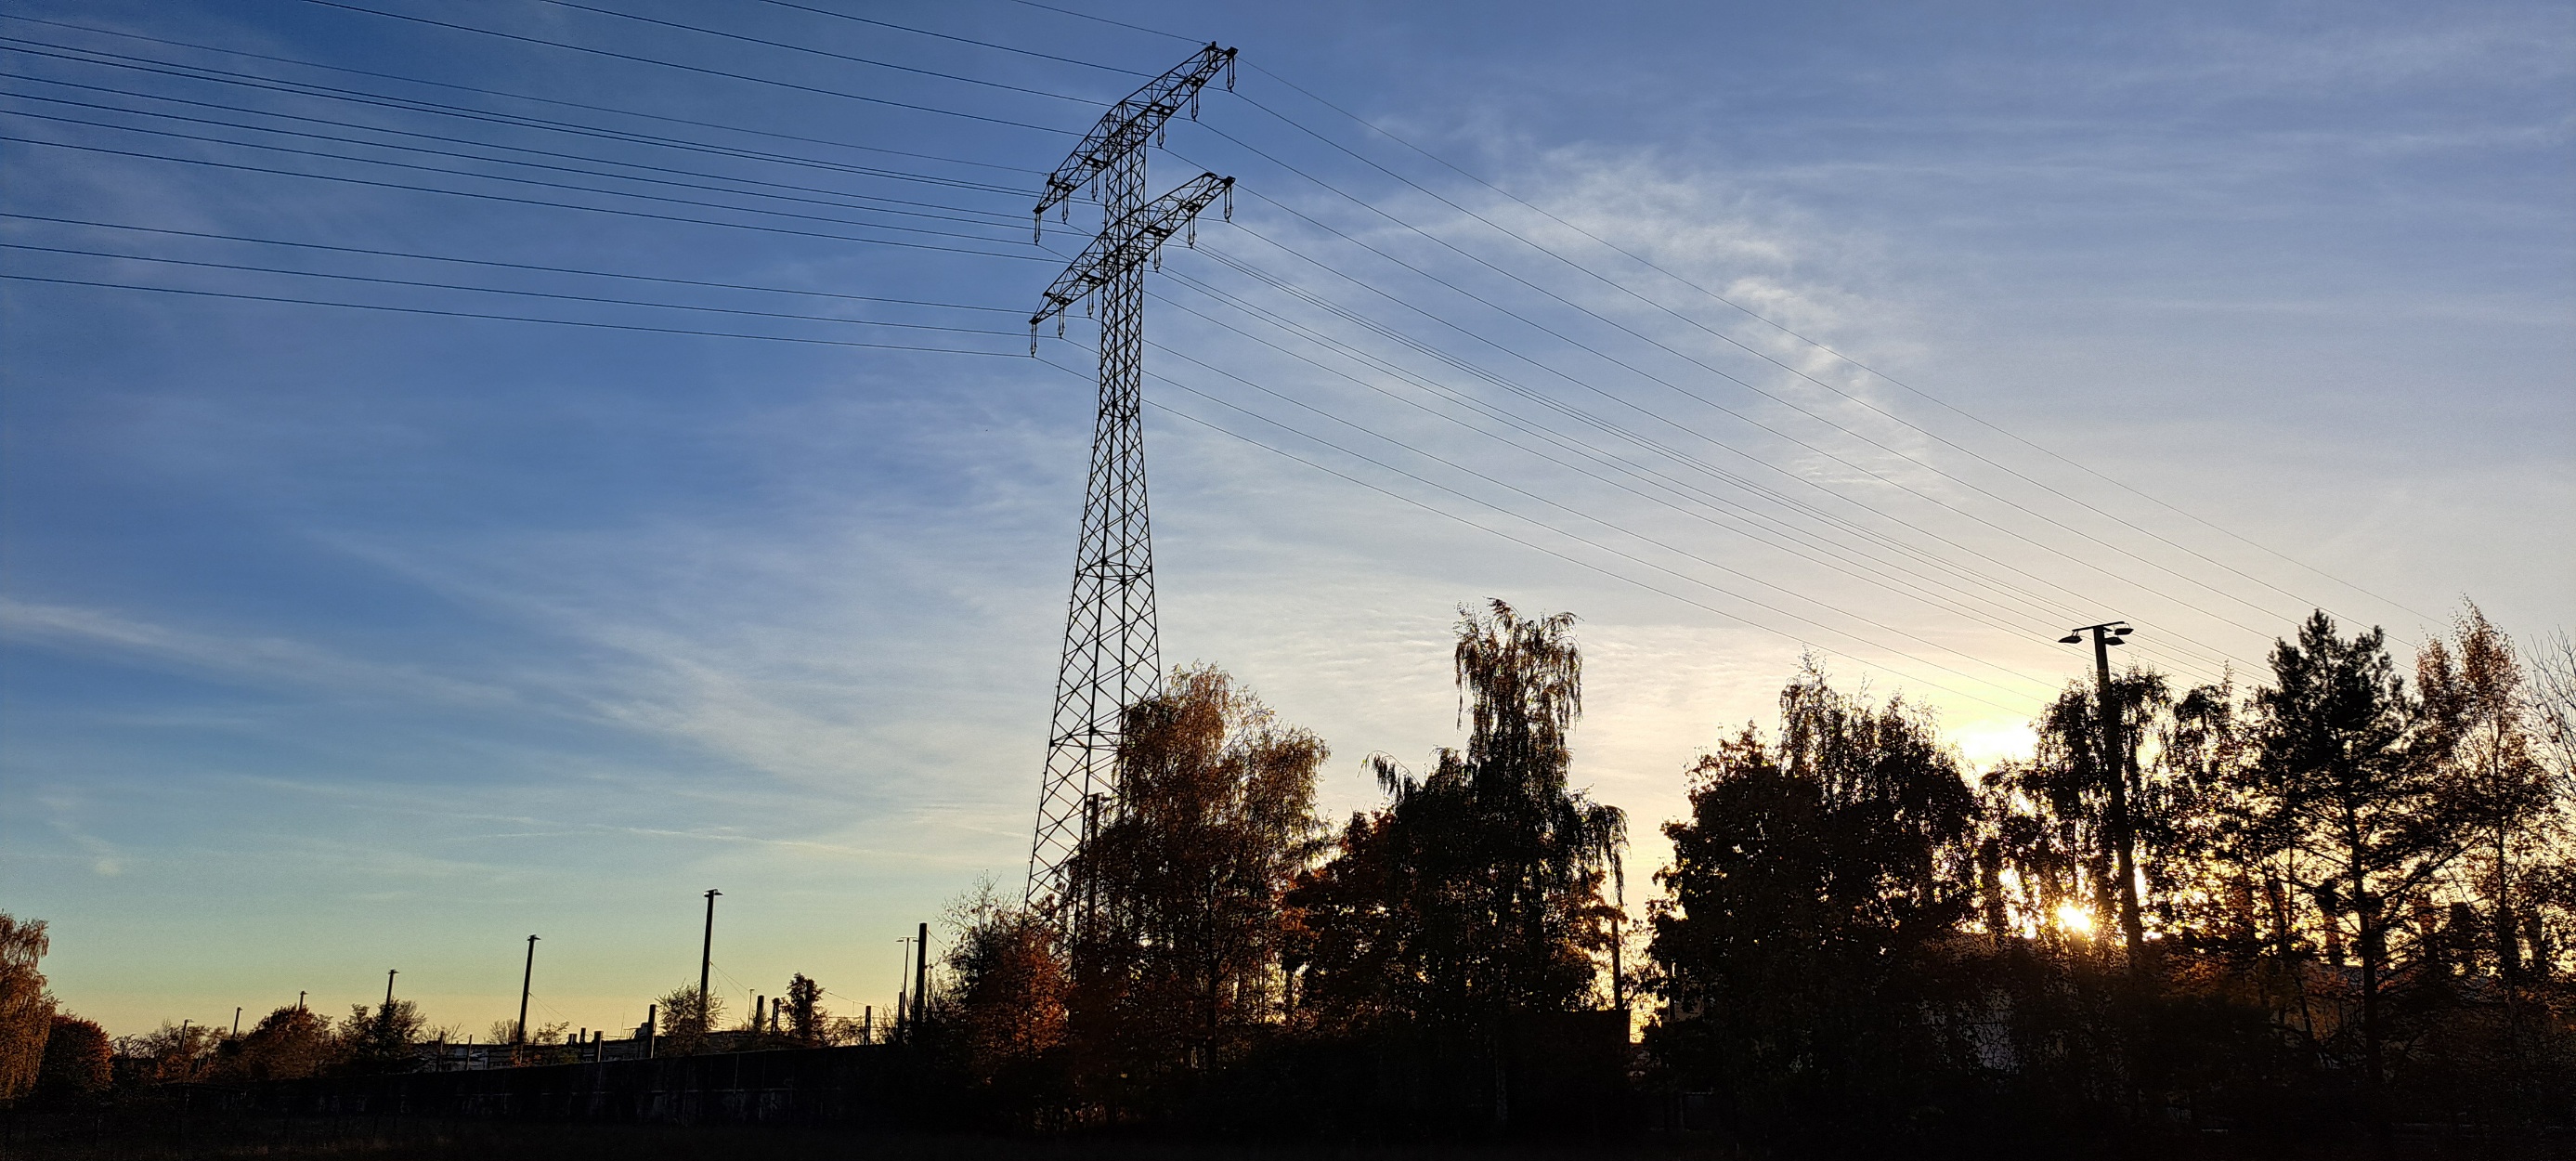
left=1023, top=46, right=1236, bottom=921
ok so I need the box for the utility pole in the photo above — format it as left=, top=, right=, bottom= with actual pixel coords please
left=911, top=921, right=930, bottom=1034
left=892, top=937, right=911, bottom=1037
left=296, top=990, right=306, bottom=1014
left=2059, top=620, right=2146, bottom=966
left=384, top=969, right=397, bottom=1010
left=1023, top=44, right=1237, bottom=919
left=231, top=1007, right=241, bottom=1038
left=515, top=934, right=540, bottom=1045
left=697, top=889, right=721, bottom=1024
left=1609, top=915, right=1625, bottom=1011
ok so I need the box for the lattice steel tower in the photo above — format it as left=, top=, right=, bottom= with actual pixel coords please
left=1024, top=46, right=1235, bottom=911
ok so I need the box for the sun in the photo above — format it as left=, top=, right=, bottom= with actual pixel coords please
left=2055, top=905, right=2096, bottom=936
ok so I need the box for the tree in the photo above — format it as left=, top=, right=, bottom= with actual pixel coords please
left=1646, top=663, right=1979, bottom=1132
left=33, top=1014, right=108, bottom=1104
left=221, top=1005, right=336, bottom=1081
left=2238, top=610, right=2467, bottom=1091
left=1068, top=664, right=1325, bottom=1076
left=655, top=984, right=723, bottom=1055
left=116, top=1021, right=221, bottom=1085
left=0, top=913, right=53, bottom=1100
left=939, top=882, right=1069, bottom=1098
left=1982, top=671, right=2169, bottom=958
left=1292, top=602, right=1624, bottom=1027
left=2416, top=605, right=2556, bottom=978
left=784, top=973, right=825, bottom=1047
left=337, top=998, right=426, bottom=1075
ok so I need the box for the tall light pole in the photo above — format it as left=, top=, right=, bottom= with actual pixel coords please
left=697, top=890, right=721, bottom=1023
left=515, top=934, right=540, bottom=1045
left=2060, top=620, right=2145, bottom=966
left=911, top=921, right=930, bottom=1035
left=893, top=936, right=912, bottom=1037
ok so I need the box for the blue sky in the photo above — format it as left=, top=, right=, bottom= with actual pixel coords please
left=3, top=0, right=2569, bottom=1037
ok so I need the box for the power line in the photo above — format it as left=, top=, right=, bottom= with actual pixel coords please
left=0, top=81, right=1044, bottom=235
left=524, top=0, right=1106, bottom=105
left=0, top=242, right=1029, bottom=338
left=756, top=0, right=1154, bottom=77
left=1, top=272, right=1027, bottom=356
left=0, top=106, right=1035, bottom=251
left=300, top=0, right=1078, bottom=136
left=995, top=0, right=1201, bottom=46
left=0, top=213, right=1026, bottom=314
left=0, top=34, right=1042, bottom=204
left=0, top=15, right=1043, bottom=176
left=0, top=134, right=1054, bottom=263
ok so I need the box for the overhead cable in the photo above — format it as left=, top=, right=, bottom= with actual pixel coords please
left=0, top=272, right=1027, bottom=356
left=0, top=134, right=1054, bottom=264
left=0, top=213, right=1027, bottom=314
left=298, top=0, right=1076, bottom=136
left=0, top=82, right=1042, bottom=234
left=0, top=15, right=1041, bottom=176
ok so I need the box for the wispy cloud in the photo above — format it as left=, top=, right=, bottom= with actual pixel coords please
left=0, top=596, right=520, bottom=706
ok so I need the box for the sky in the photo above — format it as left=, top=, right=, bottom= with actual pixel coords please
left=2, top=0, right=2569, bottom=1038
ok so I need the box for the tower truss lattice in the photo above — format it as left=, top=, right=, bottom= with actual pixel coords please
left=1024, top=46, right=1235, bottom=915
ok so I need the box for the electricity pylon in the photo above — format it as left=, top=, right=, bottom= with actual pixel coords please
left=1024, top=46, right=1235, bottom=914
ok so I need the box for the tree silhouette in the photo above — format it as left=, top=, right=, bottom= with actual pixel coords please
left=0, top=913, right=51, bottom=1101
left=1066, top=663, right=1325, bottom=1082
left=2234, top=611, right=2468, bottom=1092
left=219, top=1005, right=335, bottom=1081
left=1292, top=601, right=1624, bottom=1027
left=654, top=985, right=722, bottom=1055
left=33, top=1015, right=107, bottom=1104
left=1647, top=663, right=1978, bottom=1138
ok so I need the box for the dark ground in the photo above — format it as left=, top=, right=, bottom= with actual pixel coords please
left=0, top=1112, right=1723, bottom=1161
left=3, top=1104, right=2565, bottom=1160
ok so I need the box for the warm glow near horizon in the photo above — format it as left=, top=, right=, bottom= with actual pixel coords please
left=1, top=0, right=2565, bottom=1041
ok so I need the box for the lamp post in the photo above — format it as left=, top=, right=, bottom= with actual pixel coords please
left=516, top=935, right=540, bottom=1045
left=2060, top=620, right=2145, bottom=967
left=698, top=890, right=721, bottom=1026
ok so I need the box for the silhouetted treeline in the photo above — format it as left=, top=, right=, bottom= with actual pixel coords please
left=929, top=600, right=2576, bottom=1151
left=14, top=600, right=2573, bottom=1154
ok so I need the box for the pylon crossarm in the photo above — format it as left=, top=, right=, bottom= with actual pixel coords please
left=1030, top=174, right=1233, bottom=333
left=1035, top=45, right=1235, bottom=224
